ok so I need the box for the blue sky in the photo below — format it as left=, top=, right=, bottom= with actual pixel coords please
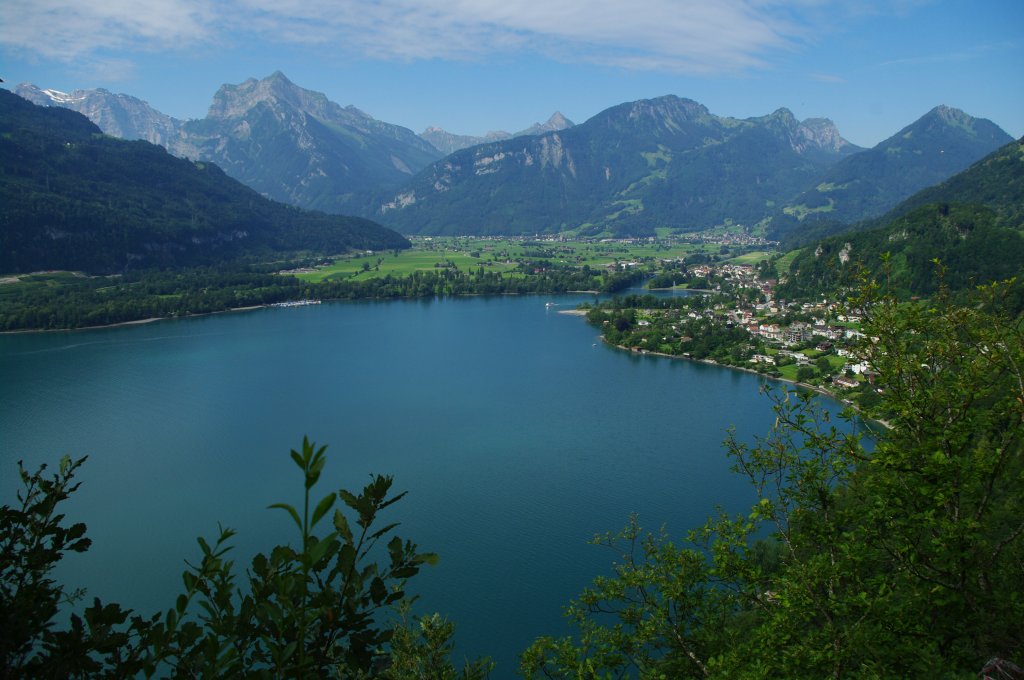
left=1, top=0, right=1021, bottom=148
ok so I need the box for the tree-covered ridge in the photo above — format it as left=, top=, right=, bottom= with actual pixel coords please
left=0, top=89, right=410, bottom=275
left=883, top=136, right=1024, bottom=226
left=780, top=202, right=1024, bottom=301
left=778, top=136, right=1024, bottom=304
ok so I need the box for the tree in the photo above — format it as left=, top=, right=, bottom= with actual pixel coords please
left=522, top=280, right=1024, bottom=678
left=795, top=365, right=815, bottom=382
left=1, top=439, right=491, bottom=678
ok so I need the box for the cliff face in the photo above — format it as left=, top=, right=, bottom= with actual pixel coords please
left=15, top=83, right=182, bottom=147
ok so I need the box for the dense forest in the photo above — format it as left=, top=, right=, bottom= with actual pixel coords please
left=778, top=201, right=1024, bottom=302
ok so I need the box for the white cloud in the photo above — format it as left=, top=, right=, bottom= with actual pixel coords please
left=1, top=0, right=874, bottom=75
left=0, top=0, right=217, bottom=60
left=229, top=0, right=805, bottom=72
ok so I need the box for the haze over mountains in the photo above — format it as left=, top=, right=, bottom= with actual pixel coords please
left=420, top=112, right=575, bottom=155
left=13, top=72, right=1013, bottom=240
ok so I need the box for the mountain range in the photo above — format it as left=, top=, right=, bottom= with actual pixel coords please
left=18, top=73, right=444, bottom=216
left=781, top=105, right=1012, bottom=224
left=12, top=73, right=1013, bottom=240
left=419, top=112, right=575, bottom=155
left=0, top=89, right=408, bottom=274
left=377, top=97, right=869, bottom=236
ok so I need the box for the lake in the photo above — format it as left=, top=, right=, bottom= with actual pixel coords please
left=0, top=294, right=829, bottom=675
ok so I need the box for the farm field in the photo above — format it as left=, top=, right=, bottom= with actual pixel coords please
left=291, top=236, right=744, bottom=283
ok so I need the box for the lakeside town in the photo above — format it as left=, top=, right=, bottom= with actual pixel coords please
left=582, top=254, right=882, bottom=411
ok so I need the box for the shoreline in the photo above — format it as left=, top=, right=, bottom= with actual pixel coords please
left=2, top=290, right=608, bottom=335
left=0, top=304, right=269, bottom=335
left=597, top=337, right=887, bottom=428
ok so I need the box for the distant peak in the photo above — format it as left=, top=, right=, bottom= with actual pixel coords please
left=928, top=104, right=972, bottom=125
left=264, top=71, right=295, bottom=86
left=547, top=111, right=573, bottom=127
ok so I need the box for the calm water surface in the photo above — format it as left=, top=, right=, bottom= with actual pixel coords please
left=1, top=295, right=820, bottom=675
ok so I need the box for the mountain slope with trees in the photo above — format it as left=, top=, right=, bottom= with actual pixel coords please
left=378, top=97, right=861, bottom=237
left=779, top=105, right=1012, bottom=231
left=779, top=138, right=1024, bottom=301
left=0, top=89, right=409, bottom=274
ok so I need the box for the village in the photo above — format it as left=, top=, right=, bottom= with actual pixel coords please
left=585, top=257, right=882, bottom=410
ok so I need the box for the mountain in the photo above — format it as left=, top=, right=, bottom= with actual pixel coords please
left=378, top=96, right=861, bottom=237
left=780, top=106, right=1013, bottom=228
left=780, top=137, right=1024, bottom=299
left=163, top=72, right=442, bottom=214
left=14, top=82, right=183, bottom=147
left=419, top=112, right=575, bottom=154
left=15, top=73, right=443, bottom=216
left=0, top=89, right=409, bottom=274
left=882, top=136, right=1024, bottom=227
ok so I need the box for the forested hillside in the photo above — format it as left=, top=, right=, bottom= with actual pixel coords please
left=0, top=89, right=409, bottom=274
left=780, top=138, right=1024, bottom=304
left=779, top=105, right=1012, bottom=230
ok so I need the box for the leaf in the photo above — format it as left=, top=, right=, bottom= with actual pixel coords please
left=333, top=509, right=354, bottom=544
left=339, top=489, right=360, bottom=511
left=268, top=503, right=302, bottom=531
left=311, top=492, right=337, bottom=529
left=308, top=534, right=338, bottom=566
left=337, top=543, right=356, bottom=576
left=417, top=552, right=440, bottom=566
left=368, top=522, right=400, bottom=542
left=378, top=489, right=408, bottom=511
left=387, top=535, right=403, bottom=563
left=370, top=576, right=387, bottom=605
left=289, top=449, right=304, bottom=470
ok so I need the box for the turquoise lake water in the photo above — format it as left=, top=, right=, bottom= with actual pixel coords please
left=0, top=294, right=838, bottom=675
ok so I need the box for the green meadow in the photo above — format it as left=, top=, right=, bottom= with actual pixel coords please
left=292, top=236, right=739, bottom=283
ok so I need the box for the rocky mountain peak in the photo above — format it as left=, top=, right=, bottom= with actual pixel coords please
left=797, top=117, right=859, bottom=155
left=547, top=111, right=571, bottom=128
left=206, top=71, right=340, bottom=122
left=929, top=104, right=972, bottom=127
left=628, top=95, right=709, bottom=121
left=770, top=107, right=798, bottom=126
